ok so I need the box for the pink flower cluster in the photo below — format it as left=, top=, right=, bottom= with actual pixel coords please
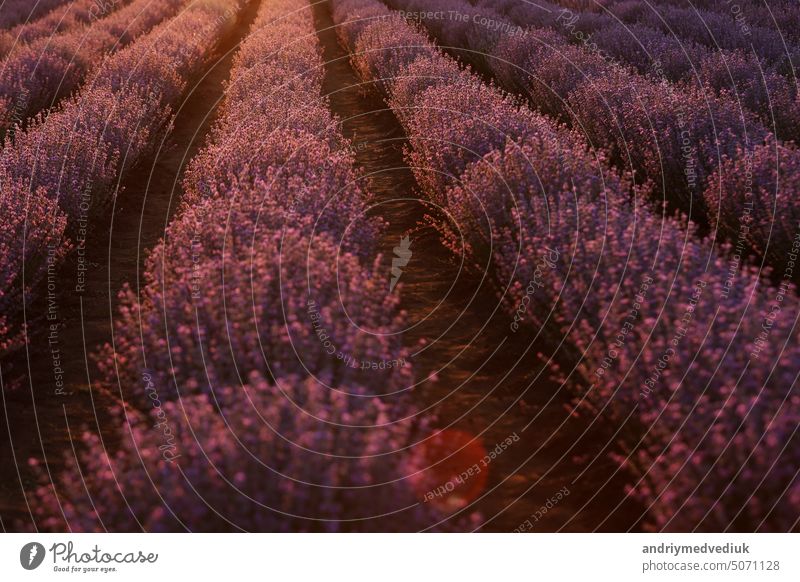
left=333, top=0, right=800, bottom=530
left=0, top=0, right=185, bottom=133
left=31, top=372, right=447, bottom=531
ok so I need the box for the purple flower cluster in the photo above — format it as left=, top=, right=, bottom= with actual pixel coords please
left=496, top=0, right=800, bottom=264
left=453, top=129, right=800, bottom=534
left=102, top=219, right=408, bottom=403
left=611, top=0, right=800, bottom=47
left=608, top=2, right=798, bottom=70
left=694, top=50, right=800, bottom=140
left=333, top=0, right=800, bottom=530
left=0, top=172, right=68, bottom=360
left=0, top=0, right=184, bottom=133
left=568, top=68, right=767, bottom=216
left=105, top=0, right=412, bottom=401
left=721, top=0, right=800, bottom=44
left=395, top=0, right=770, bottom=218
left=474, top=0, right=564, bottom=30
left=30, top=372, right=446, bottom=531
left=491, top=1, right=800, bottom=141
left=493, top=29, right=613, bottom=120
left=2, top=0, right=239, bottom=219
left=331, top=0, right=391, bottom=49
left=589, top=21, right=709, bottom=81
left=705, top=138, right=800, bottom=274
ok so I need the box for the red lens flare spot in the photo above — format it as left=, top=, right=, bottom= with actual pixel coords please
left=409, top=429, right=489, bottom=512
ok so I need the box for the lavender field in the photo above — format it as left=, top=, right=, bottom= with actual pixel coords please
left=0, top=0, right=798, bottom=532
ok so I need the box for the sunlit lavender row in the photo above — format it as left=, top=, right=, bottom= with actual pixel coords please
left=28, top=0, right=465, bottom=532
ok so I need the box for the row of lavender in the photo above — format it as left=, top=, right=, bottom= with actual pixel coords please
left=0, top=0, right=71, bottom=30
left=604, top=0, right=800, bottom=66
left=0, top=0, right=244, bottom=387
left=0, top=0, right=133, bottom=55
left=495, top=0, right=800, bottom=69
left=331, top=0, right=799, bottom=531
left=479, top=0, right=800, bottom=137
left=0, top=0, right=186, bottom=133
left=675, top=0, right=800, bottom=36
left=29, top=0, right=463, bottom=532
left=392, top=0, right=800, bottom=292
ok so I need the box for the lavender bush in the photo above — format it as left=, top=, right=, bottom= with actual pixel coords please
left=101, top=0, right=404, bottom=403
left=695, top=50, right=800, bottom=140
left=0, top=172, right=68, bottom=358
left=453, top=140, right=800, bottom=531
left=705, top=138, right=800, bottom=274
left=614, top=3, right=797, bottom=69
left=493, top=31, right=615, bottom=121
left=1, top=0, right=241, bottom=222
left=101, top=216, right=409, bottom=403
left=391, top=0, right=770, bottom=224
left=36, top=0, right=470, bottom=533
left=0, top=0, right=244, bottom=386
left=590, top=21, right=709, bottom=81
left=30, top=372, right=451, bottom=531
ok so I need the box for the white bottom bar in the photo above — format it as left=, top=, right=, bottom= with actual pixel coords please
left=1, top=533, right=798, bottom=580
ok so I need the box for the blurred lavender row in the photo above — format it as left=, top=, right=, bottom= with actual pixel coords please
left=0, top=0, right=72, bottom=30
left=391, top=0, right=800, bottom=289
left=0, top=0, right=133, bottom=55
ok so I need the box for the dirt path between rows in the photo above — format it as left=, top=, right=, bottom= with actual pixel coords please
left=312, top=0, right=642, bottom=532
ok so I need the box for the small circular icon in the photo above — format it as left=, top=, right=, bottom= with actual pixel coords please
left=20, top=542, right=46, bottom=570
